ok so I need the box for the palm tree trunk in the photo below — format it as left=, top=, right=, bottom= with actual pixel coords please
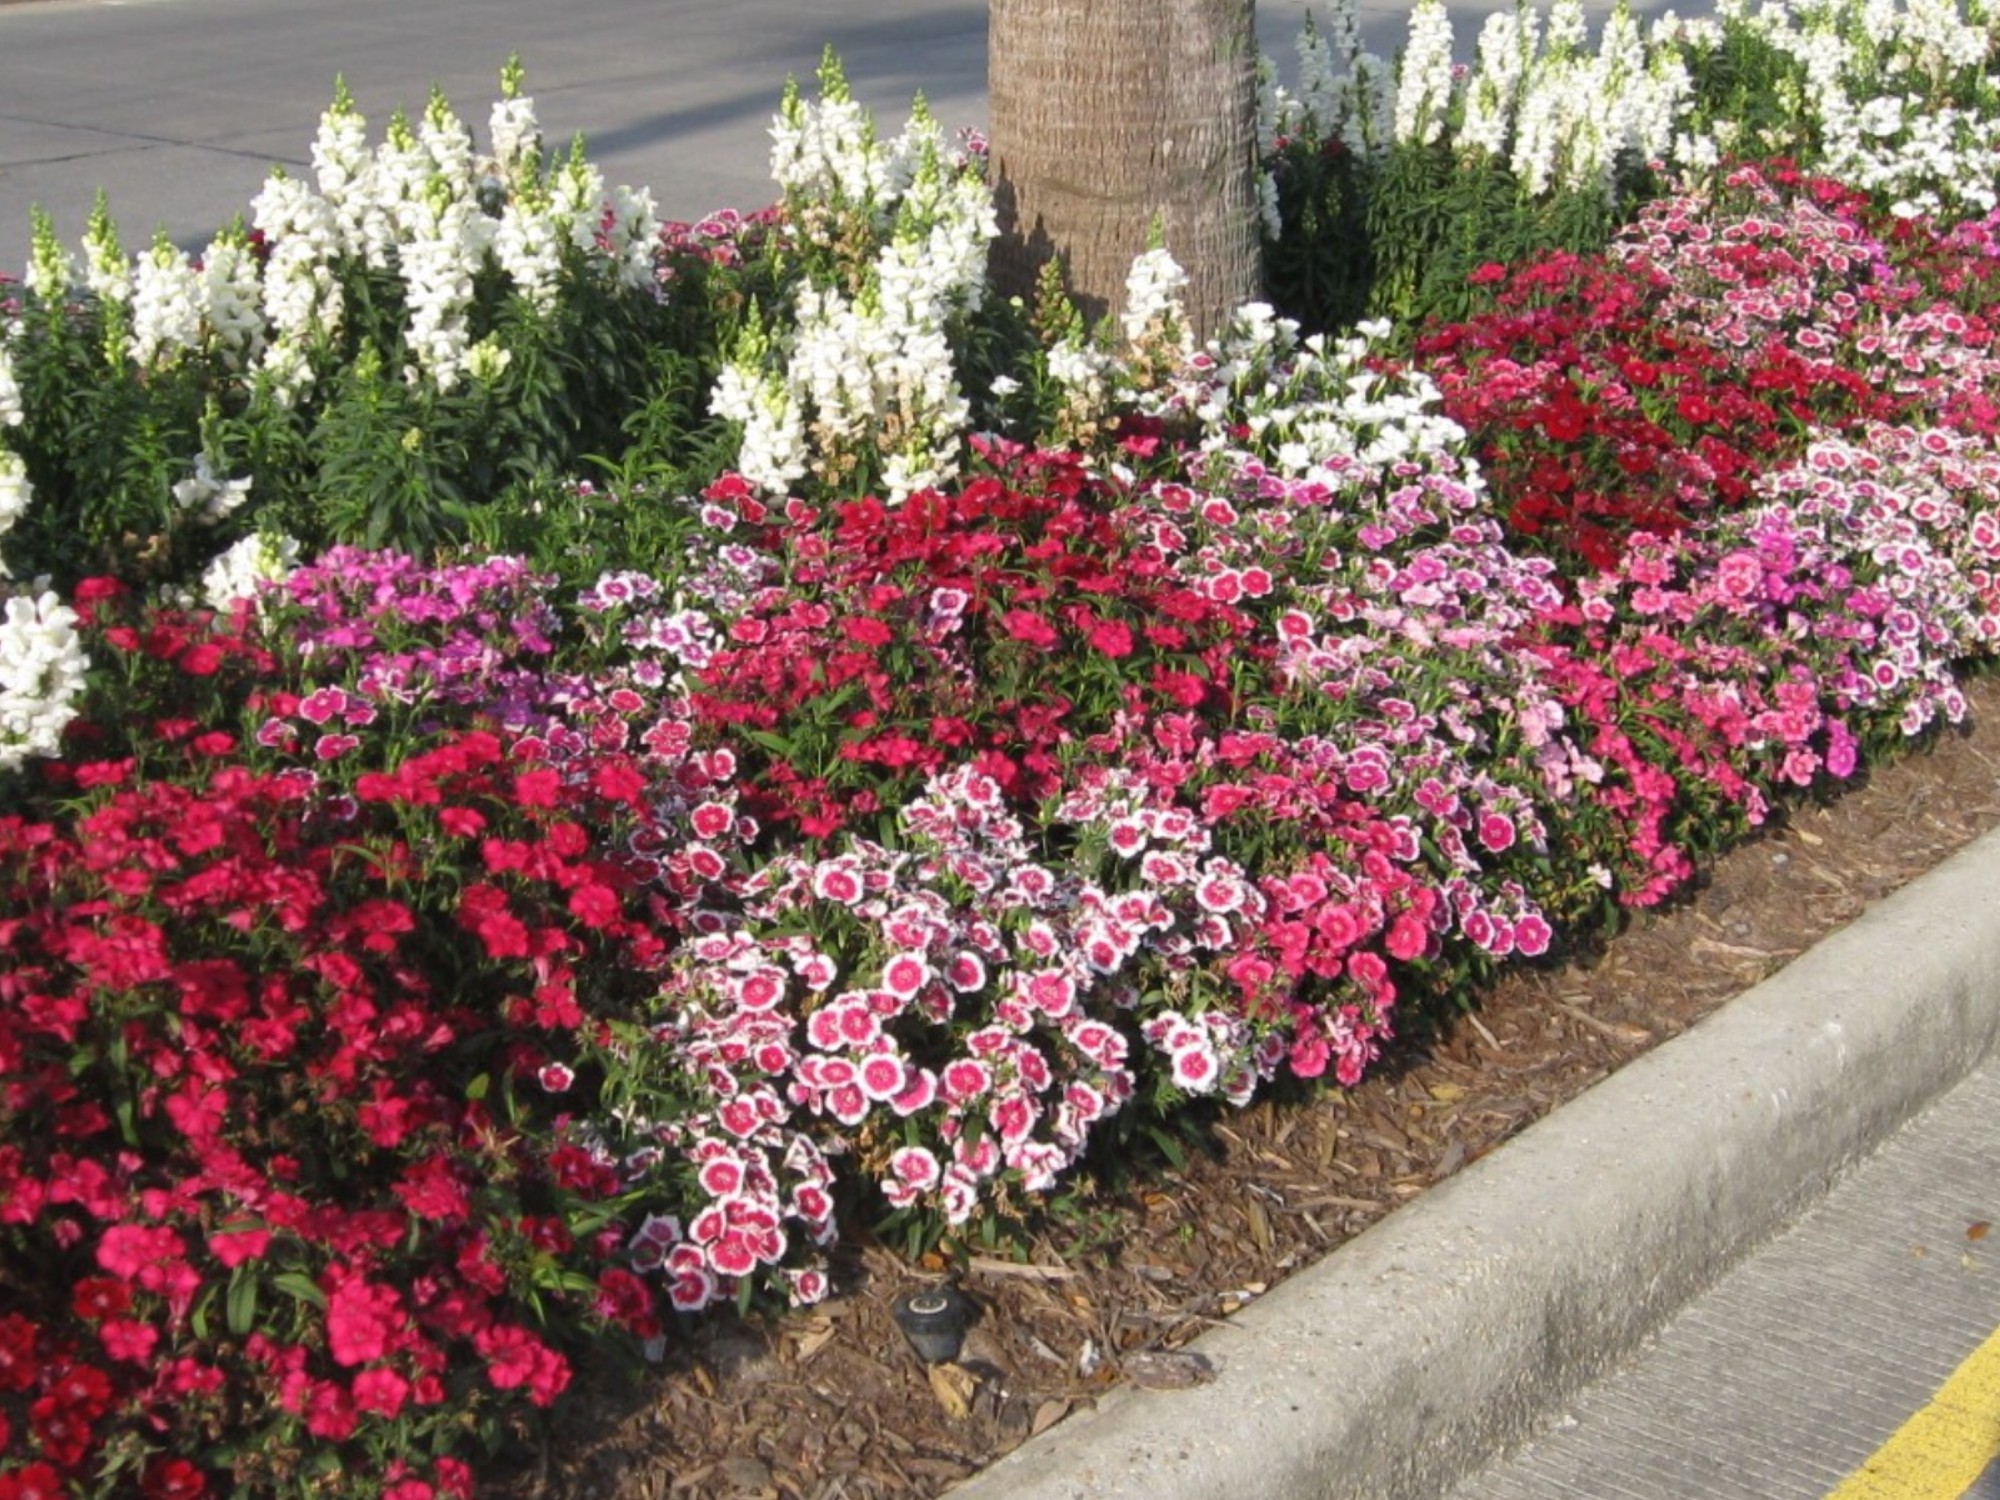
left=987, top=0, right=1262, bottom=342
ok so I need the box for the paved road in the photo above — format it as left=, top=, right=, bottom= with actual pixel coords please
left=1444, top=1059, right=2000, bottom=1500
left=0, top=0, right=1367, bottom=266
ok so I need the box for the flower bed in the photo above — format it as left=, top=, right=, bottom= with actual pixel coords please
left=8, top=1, right=2000, bottom=1493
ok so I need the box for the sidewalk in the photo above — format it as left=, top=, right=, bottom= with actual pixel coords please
left=946, top=825, right=2000, bottom=1500
left=1448, top=1059, right=2000, bottom=1500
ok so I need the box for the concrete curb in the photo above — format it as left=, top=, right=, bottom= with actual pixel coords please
left=948, top=824, right=2000, bottom=1500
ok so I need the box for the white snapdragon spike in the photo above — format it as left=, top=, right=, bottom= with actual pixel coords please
left=198, top=231, right=267, bottom=371
left=312, top=78, right=376, bottom=258
left=130, top=234, right=204, bottom=368
left=252, top=170, right=345, bottom=346
left=419, top=89, right=479, bottom=199
left=201, top=531, right=300, bottom=613
left=1545, top=0, right=1589, bottom=57
left=256, top=338, right=315, bottom=408
left=0, top=588, right=87, bottom=773
left=1457, top=8, right=1536, bottom=159
left=0, top=451, right=30, bottom=567
left=604, top=182, right=664, bottom=290
left=1121, top=246, right=1192, bottom=351
left=770, top=54, right=895, bottom=215
left=1512, top=57, right=1584, bottom=197
left=80, top=196, right=130, bottom=309
left=490, top=59, right=545, bottom=193
left=172, top=454, right=254, bottom=524
left=399, top=176, right=491, bottom=389
left=1295, top=12, right=1342, bottom=131
left=551, top=146, right=611, bottom=256
left=26, top=210, right=72, bottom=305
left=1393, top=0, right=1457, bottom=146
left=368, top=110, right=437, bottom=258
left=712, top=319, right=811, bottom=495
left=0, top=344, right=20, bottom=428
left=493, top=196, right=564, bottom=308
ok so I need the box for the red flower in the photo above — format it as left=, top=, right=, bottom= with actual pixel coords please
left=567, top=883, right=621, bottom=930
left=206, top=1225, right=271, bottom=1268
left=142, top=1458, right=209, bottom=1500
left=475, top=1324, right=571, bottom=1407
left=353, top=1365, right=412, bottom=1418
left=100, top=1318, right=160, bottom=1364
left=1001, top=608, right=1060, bottom=650
left=0, top=1464, right=67, bottom=1500
left=512, top=767, right=563, bottom=808
left=179, top=643, right=225, bottom=676
left=70, top=1277, right=132, bottom=1322
left=1086, top=618, right=1135, bottom=658
left=325, top=1275, right=405, bottom=1367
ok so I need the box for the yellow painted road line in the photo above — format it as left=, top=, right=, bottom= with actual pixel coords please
left=1825, top=1323, right=2000, bottom=1500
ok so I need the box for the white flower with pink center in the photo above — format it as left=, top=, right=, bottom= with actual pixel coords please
left=941, top=1058, right=993, bottom=1104
left=888, top=1145, right=943, bottom=1193
left=1023, top=969, right=1078, bottom=1019
left=733, top=967, right=788, bottom=1012
left=888, top=1067, right=938, bottom=1117
left=811, top=861, right=865, bottom=905
left=1108, top=817, right=1149, bottom=856
left=825, top=1084, right=869, bottom=1126
left=1194, top=868, right=1246, bottom=914
left=939, top=1167, right=981, bottom=1224
left=989, top=1092, right=1039, bottom=1146
left=1170, top=1043, right=1221, bottom=1093
left=881, top=950, right=933, bottom=999
left=944, top=950, right=988, bottom=992
left=537, top=1061, right=575, bottom=1093
left=690, top=801, right=735, bottom=839
left=857, top=1051, right=909, bottom=1101
left=793, top=951, right=838, bottom=990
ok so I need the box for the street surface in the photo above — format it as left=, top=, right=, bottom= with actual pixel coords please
left=0, top=0, right=1364, bottom=263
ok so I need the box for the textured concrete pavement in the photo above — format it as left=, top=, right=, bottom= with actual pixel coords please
left=1448, top=1058, right=2000, bottom=1500
left=950, top=827, right=2000, bottom=1500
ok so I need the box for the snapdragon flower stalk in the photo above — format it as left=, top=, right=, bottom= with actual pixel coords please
left=0, top=587, right=87, bottom=773
left=716, top=63, right=994, bottom=501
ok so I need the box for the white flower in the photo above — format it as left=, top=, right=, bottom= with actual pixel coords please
left=1121, top=246, right=1191, bottom=350
left=172, top=454, right=254, bottom=524
left=201, top=531, right=300, bottom=612
left=0, top=450, right=31, bottom=567
left=131, top=236, right=204, bottom=368
left=0, top=587, right=88, bottom=773
left=0, top=345, right=21, bottom=428
left=198, top=232, right=267, bottom=371
left=1393, top=0, right=1457, bottom=146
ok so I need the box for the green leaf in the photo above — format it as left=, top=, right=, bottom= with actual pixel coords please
left=273, top=1272, right=327, bottom=1310
left=465, top=1072, right=491, bottom=1102
left=226, top=1266, right=259, bottom=1336
left=1144, top=1124, right=1188, bottom=1171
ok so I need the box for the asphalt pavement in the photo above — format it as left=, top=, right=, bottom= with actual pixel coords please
left=0, top=0, right=1351, bottom=265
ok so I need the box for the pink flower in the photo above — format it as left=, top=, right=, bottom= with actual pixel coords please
left=326, top=1275, right=405, bottom=1368
left=476, top=1325, right=571, bottom=1407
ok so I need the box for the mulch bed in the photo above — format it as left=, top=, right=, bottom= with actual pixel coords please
left=493, top=670, right=2000, bottom=1500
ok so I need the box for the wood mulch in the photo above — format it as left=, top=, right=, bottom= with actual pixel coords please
left=491, top=670, right=2000, bottom=1500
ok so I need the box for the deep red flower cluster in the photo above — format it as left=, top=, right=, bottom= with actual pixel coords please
left=1418, top=166, right=1914, bottom=568
left=0, top=591, right=693, bottom=1492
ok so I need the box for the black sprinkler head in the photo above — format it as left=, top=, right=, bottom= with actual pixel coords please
left=892, top=1285, right=971, bottom=1363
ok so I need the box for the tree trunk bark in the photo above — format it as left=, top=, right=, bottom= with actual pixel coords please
left=987, top=0, right=1262, bottom=343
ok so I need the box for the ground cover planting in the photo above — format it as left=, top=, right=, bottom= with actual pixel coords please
left=7, top=0, right=2000, bottom=1492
